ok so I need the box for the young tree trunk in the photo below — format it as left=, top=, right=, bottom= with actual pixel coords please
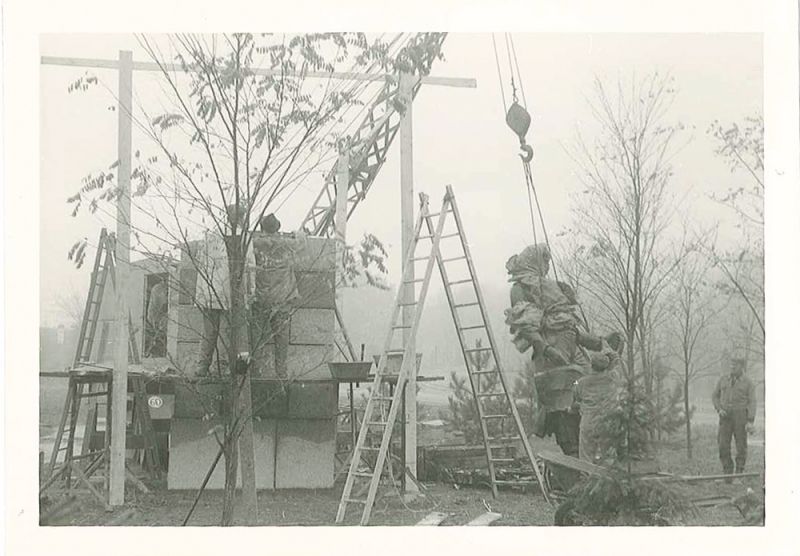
left=221, top=433, right=238, bottom=525
left=229, top=236, right=259, bottom=523
left=219, top=235, right=258, bottom=525
left=683, top=371, right=692, bottom=459
left=626, top=332, right=636, bottom=380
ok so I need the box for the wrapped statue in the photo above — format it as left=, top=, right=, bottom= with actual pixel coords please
left=504, top=243, right=622, bottom=456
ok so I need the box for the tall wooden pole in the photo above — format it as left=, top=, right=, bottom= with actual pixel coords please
left=335, top=142, right=349, bottom=305
left=110, top=50, right=133, bottom=506
left=399, top=72, right=419, bottom=494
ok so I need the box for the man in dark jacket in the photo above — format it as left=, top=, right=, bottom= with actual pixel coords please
left=712, top=358, right=757, bottom=478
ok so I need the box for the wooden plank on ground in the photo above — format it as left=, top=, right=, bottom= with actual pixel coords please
left=466, top=512, right=502, bottom=526
left=416, top=512, right=449, bottom=526
left=104, top=508, right=138, bottom=526
left=537, top=450, right=611, bottom=478
left=691, top=496, right=733, bottom=508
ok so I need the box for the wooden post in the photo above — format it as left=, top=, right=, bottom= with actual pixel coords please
left=337, top=143, right=352, bottom=466
left=335, top=143, right=349, bottom=286
left=335, top=142, right=349, bottom=334
left=110, top=50, right=133, bottom=506
left=399, top=72, right=419, bottom=495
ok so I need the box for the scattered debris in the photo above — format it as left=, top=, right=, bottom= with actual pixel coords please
left=466, top=512, right=502, bottom=526
left=415, top=512, right=449, bottom=526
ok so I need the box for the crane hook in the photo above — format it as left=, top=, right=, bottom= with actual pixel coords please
left=519, top=142, right=533, bottom=163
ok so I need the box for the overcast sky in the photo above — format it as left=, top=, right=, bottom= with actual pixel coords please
left=39, top=33, right=763, bottom=326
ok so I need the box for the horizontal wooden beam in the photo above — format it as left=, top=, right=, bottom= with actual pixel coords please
left=40, top=56, right=477, bottom=88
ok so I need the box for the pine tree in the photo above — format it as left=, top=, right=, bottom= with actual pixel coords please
left=442, top=340, right=509, bottom=444
left=555, top=369, right=694, bottom=525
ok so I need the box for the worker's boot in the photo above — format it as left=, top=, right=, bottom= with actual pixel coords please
left=722, top=463, right=734, bottom=484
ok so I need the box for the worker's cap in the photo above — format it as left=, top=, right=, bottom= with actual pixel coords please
left=591, top=353, right=610, bottom=372
left=261, top=213, right=281, bottom=233
left=226, top=203, right=247, bottom=227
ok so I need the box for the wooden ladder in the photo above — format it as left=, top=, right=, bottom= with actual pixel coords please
left=41, top=372, right=163, bottom=504
left=336, top=187, right=550, bottom=525
left=336, top=192, right=449, bottom=525
left=41, top=372, right=114, bottom=507
left=74, top=228, right=140, bottom=367
left=425, top=185, right=549, bottom=502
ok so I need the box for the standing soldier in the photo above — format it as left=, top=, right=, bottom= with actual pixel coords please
left=712, top=358, right=757, bottom=480
left=572, top=352, right=618, bottom=464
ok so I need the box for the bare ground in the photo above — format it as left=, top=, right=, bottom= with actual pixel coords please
left=40, top=422, right=764, bottom=527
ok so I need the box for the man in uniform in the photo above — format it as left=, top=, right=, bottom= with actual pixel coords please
left=711, top=358, right=757, bottom=478
left=572, top=353, right=618, bottom=463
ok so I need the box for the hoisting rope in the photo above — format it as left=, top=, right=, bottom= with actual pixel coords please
left=491, top=33, right=560, bottom=285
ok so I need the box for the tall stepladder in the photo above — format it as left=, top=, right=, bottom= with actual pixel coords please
left=426, top=185, right=549, bottom=503
left=336, top=186, right=549, bottom=526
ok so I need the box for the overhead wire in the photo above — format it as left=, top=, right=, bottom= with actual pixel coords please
left=490, top=34, right=507, bottom=114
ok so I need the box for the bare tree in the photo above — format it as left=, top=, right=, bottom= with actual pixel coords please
left=64, top=33, right=442, bottom=524
left=708, top=116, right=764, bottom=341
left=52, top=285, right=87, bottom=330
left=566, top=72, right=692, bottom=399
left=667, top=247, right=722, bottom=458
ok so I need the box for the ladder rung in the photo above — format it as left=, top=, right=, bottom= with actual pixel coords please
left=454, top=302, right=479, bottom=309
left=361, top=447, right=380, bottom=451
left=70, top=450, right=107, bottom=460
left=488, top=436, right=519, bottom=442
left=493, top=480, right=536, bottom=485
left=345, top=498, right=367, bottom=504
left=372, top=396, right=393, bottom=401
left=416, top=235, right=434, bottom=241
left=476, top=392, right=505, bottom=398
left=447, top=279, right=474, bottom=286
left=411, top=257, right=430, bottom=262
left=352, top=472, right=374, bottom=478
left=441, top=256, right=466, bottom=263
left=459, top=325, right=486, bottom=331
left=471, top=369, right=497, bottom=375
left=392, top=325, right=411, bottom=329
left=403, top=278, right=425, bottom=284
left=465, top=347, right=492, bottom=353
left=483, top=414, right=511, bottom=420
left=490, top=458, right=515, bottom=463
left=368, top=421, right=389, bottom=426
left=398, top=302, right=418, bottom=306
left=80, top=391, right=110, bottom=398
left=440, top=232, right=461, bottom=239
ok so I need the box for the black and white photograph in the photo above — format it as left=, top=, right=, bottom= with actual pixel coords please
left=3, top=0, right=800, bottom=553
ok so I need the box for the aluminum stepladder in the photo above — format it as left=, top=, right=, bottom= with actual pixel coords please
left=336, top=187, right=549, bottom=526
